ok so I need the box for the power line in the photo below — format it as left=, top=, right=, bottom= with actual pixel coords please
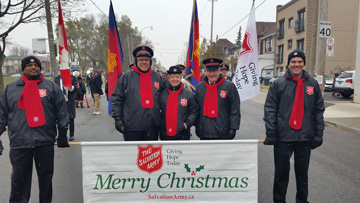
left=89, top=0, right=107, bottom=17
left=218, top=0, right=268, bottom=38
left=199, top=0, right=209, bottom=17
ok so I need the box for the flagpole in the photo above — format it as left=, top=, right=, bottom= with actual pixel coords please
left=68, top=140, right=265, bottom=145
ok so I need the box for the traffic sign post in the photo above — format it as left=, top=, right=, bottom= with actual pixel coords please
left=326, top=45, right=334, bottom=57
left=319, top=21, right=332, bottom=38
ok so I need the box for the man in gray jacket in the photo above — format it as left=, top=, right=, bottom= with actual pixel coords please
left=0, top=56, right=69, bottom=203
left=263, top=50, right=325, bottom=203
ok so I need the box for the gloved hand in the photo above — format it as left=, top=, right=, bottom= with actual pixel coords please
left=263, top=132, right=277, bottom=145
left=115, top=120, right=125, bottom=134
left=311, top=136, right=323, bottom=149
left=227, top=129, right=236, bottom=139
left=64, top=86, right=75, bottom=92
left=57, top=129, right=69, bottom=148
left=0, top=139, right=3, bottom=156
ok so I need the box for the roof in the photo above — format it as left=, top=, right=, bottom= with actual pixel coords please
left=216, top=38, right=236, bottom=50
left=256, top=22, right=276, bottom=38
left=5, top=55, right=23, bottom=60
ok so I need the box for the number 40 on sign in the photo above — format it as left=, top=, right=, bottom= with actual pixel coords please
left=319, top=21, right=332, bottom=38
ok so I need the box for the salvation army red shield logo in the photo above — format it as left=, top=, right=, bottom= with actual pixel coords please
left=306, top=86, right=314, bottom=95
left=38, top=89, right=47, bottom=97
left=181, top=99, right=187, bottom=106
left=137, top=145, right=163, bottom=174
left=220, top=90, right=227, bottom=98
left=154, top=82, right=159, bottom=89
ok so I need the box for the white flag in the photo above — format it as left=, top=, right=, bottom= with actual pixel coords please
left=232, top=3, right=259, bottom=102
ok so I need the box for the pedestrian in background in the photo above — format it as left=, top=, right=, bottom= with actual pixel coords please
left=0, top=56, right=69, bottom=203
left=75, top=71, right=86, bottom=108
left=55, top=71, right=78, bottom=141
left=112, top=45, right=168, bottom=141
left=177, top=64, right=192, bottom=92
left=331, top=72, right=340, bottom=96
left=263, top=50, right=325, bottom=203
left=220, top=64, right=232, bottom=81
left=91, top=70, right=103, bottom=115
left=159, top=66, right=199, bottom=140
left=195, top=58, right=241, bottom=140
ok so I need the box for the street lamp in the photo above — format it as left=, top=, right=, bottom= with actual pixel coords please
left=139, top=26, right=153, bottom=34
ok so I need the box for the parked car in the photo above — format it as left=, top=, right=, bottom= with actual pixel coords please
left=269, top=72, right=285, bottom=84
left=43, top=72, right=52, bottom=77
left=333, top=70, right=355, bottom=98
left=324, top=75, right=333, bottom=92
left=11, top=73, right=21, bottom=77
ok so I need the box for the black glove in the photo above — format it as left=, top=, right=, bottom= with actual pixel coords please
left=263, top=132, right=277, bottom=145
left=227, top=129, right=236, bottom=139
left=115, top=120, right=125, bottom=134
left=0, top=139, right=3, bottom=156
left=57, top=129, right=69, bottom=148
left=311, top=136, right=323, bottom=149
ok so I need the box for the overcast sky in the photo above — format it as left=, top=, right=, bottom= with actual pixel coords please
left=5, top=0, right=291, bottom=69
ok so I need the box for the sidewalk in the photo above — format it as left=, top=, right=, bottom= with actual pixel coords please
left=250, top=88, right=360, bottom=135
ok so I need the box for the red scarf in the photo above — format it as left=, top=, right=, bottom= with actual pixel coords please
left=289, top=77, right=306, bottom=130
left=166, top=84, right=184, bottom=136
left=17, top=74, right=46, bottom=127
left=133, top=65, right=153, bottom=108
left=203, top=76, right=226, bottom=118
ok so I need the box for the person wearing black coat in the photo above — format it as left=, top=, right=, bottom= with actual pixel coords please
left=159, top=66, right=199, bottom=140
left=76, top=75, right=86, bottom=108
left=263, top=50, right=325, bottom=203
left=112, top=46, right=168, bottom=141
left=91, top=71, right=103, bottom=115
left=0, top=56, right=69, bottom=203
left=195, top=58, right=241, bottom=140
left=55, top=74, right=78, bottom=141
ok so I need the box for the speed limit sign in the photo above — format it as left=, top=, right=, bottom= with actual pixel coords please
left=319, top=21, right=332, bottom=38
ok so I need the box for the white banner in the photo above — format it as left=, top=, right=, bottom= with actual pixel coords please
left=232, top=3, right=260, bottom=102
left=82, top=140, right=258, bottom=203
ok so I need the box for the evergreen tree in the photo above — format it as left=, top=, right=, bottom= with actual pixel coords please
left=235, top=26, right=242, bottom=48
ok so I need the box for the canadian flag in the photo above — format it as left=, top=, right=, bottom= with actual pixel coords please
left=58, top=0, right=71, bottom=88
left=232, top=3, right=260, bottom=102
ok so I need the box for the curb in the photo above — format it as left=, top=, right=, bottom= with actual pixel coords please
left=325, top=120, right=360, bottom=136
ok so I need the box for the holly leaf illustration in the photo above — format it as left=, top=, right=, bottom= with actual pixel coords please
left=184, top=164, right=191, bottom=172
left=195, top=165, right=205, bottom=172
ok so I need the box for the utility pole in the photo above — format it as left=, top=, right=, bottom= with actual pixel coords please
left=309, top=0, right=319, bottom=79
left=45, top=0, right=58, bottom=78
left=354, top=0, right=360, bottom=104
left=210, top=0, right=214, bottom=45
left=316, top=0, right=328, bottom=95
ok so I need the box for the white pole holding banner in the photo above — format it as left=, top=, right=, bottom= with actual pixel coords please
left=78, top=140, right=261, bottom=203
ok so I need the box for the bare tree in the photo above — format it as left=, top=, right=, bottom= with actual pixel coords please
left=8, top=45, right=31, bottom=56
left=0, top=0, right=46, bottom=91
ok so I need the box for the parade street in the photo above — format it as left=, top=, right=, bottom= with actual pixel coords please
left=0, top=91, right=359, bottom=203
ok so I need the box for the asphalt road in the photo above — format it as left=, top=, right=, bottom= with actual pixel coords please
left=0, top=94, right=359, bottom=203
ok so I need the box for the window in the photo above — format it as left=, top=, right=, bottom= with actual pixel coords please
left=297, top=39, right=304, bottom=51
left=288, top=40, right=293, bottom=50
left=265, top=39, right=272, bottom=53
left=277, top=19, right=285, bottom=39
left=295, top=9, right=305, bottom=33
left=276, top=45, right=284, bottom=64
left=288, top=18, right=293, bottom=28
